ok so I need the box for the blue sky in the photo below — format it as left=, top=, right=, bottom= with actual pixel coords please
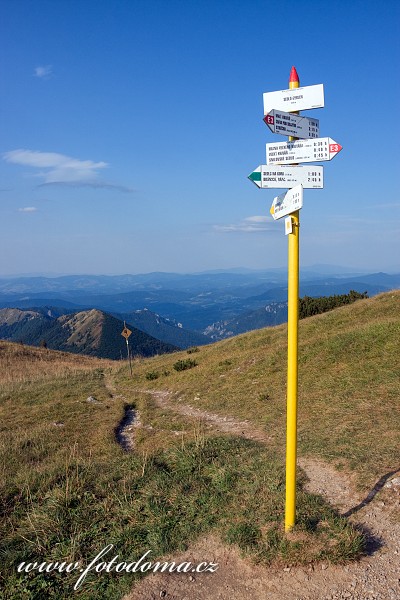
left=1, top=0, right=399, bottom=275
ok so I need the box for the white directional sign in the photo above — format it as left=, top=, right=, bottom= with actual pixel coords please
left=264, top=110, right=319, bottom=139
left=248, top=165, right=323, bottom=189
left=270, top=185, right=303, bottom=221
left=263, top=84, right=324, bottom=115
left=266, top=138, right=342, bottom=166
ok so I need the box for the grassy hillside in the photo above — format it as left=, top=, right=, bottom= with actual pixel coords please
left=124, top=291, right=400, bottom=490
left=1, top=292, right=398, bottom=598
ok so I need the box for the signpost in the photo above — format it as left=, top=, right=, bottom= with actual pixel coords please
left=248, top=165, right=323, bottom=189
left=264, top=110, right=319, bottom=139
left=263, top=83, right=324, bottom=114
left=270, top=184, right=303, bottom=220
left=121, top=322, right=133, bottom=377
left=247, top=66, right=342, bottom=532
left=266, top=137, right=342, bottom=165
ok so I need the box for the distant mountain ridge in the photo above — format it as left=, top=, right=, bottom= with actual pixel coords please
left=0, top=308, right=178, bottom=359
left=0, top=270, right=398, bottom=343
left=114, top=308, right=209, bottom=349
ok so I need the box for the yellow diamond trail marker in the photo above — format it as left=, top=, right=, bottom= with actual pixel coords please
left=121, top=327, right=132, bottom=339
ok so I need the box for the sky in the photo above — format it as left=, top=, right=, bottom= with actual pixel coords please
left=1, top=0, right=399, bottom=276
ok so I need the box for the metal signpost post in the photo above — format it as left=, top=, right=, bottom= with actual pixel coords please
left=248, top=67, right=342, bottom=532
left=121, top=322, right=133, bottom=377
left=285, top=66, right=301, bottom=533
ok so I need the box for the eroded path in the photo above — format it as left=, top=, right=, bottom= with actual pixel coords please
left=122, top=388, right=400, bottom=600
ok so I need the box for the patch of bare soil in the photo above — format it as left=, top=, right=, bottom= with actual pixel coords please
left=105, top=376, right=141, bottom=451
left=122, top=390, right=400, bottom=600
left=146, top=390, right=271, bottom=443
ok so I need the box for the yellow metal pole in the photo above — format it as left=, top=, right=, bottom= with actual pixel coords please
left=285, top=66, right=300, bottom=532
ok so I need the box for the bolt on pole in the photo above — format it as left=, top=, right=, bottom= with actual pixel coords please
left=285, top=65, right=300, bottom=532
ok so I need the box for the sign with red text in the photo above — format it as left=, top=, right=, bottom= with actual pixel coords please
left=266, top=138, right=342, bottom=165
left=264, top=110, right=319, bottom=139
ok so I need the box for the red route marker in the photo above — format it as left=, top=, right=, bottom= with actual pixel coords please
left=289, top=66, right=300, bottom=85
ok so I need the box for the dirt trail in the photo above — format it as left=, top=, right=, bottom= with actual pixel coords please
left=122, top=389, right=400, bottom=600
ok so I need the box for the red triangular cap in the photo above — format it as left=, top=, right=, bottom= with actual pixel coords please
left=289, top=66, right=299, bottom=84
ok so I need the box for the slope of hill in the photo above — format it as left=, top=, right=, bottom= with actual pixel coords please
left=115, top=308, right=210, bottom=349
left=127, top=290, right=400, bottom=490
left=1, top=293, right=399, bottom=599
left=204, top=301, right=288, bottom=340
left=0, top=308, right=178, bottom=359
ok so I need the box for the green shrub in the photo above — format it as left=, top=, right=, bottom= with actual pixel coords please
left=187, top=347, right=200, bottom=354
left=299, top=290, right=368, bottom=319
left=173, top=358, right=198, bottom=372
left=145, top=370, right=160, bottom=380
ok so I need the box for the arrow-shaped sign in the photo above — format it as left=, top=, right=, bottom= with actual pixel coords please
left=264, top=110, right=319, bottom=139
left=248, top=165, right=323, bottom=189
left=266, top=137, right=342, bottom=166
left=263, top=83, right=324, bottom=115
left=270, top=185, right=303, bottom=221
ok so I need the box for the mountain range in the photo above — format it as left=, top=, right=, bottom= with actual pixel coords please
left=0, top=308, right=177, bottom=360
left=0, top=268, right=399, bottom=357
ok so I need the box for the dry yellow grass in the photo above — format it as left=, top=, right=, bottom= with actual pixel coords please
left=0, top=340, right=116, bottom=387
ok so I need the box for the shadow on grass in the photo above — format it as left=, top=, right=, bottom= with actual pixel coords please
left=343, top=467, right=400, bottom=518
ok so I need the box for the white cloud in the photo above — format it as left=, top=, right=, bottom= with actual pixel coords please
left=3, top=149, right=108, bottom=185
left=214, top=221, right=275, bottom=234
left=244, top=215, right=269, bottom=224
left=34, top=65, right=52, bottom=79
left=18, top=206, right=38, bottom=212
left=213, top=214, right=275, bottom=233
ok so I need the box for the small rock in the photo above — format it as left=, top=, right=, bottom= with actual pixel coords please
left=385, top=476, right=400, bottom=488
left=52, top=421, right=64, bottom=427
left=283, top=566, right=291, bottom=572
left=160, top=591, right=166, bottom=598
left=87, top=396, right=100, bottom=403
left=189, top=575, right=195, bottom=582
left=321, top=563, right=328, bottom=570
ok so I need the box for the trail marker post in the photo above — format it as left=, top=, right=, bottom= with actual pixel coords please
left=121, top=322, right=133, bottom=377
left=285, top=66, right=301, bottom=533
left=247, top=67, right=342, bottom=532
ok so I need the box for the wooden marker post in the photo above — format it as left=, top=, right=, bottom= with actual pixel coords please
left=121, top=322, right=133, bottom=378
